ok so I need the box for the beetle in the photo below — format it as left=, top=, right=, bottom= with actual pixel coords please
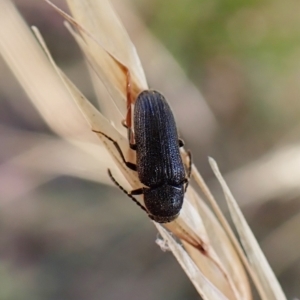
left=95, top=88, right=192, bottom=223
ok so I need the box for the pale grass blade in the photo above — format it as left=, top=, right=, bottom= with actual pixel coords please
left=63, top=21, right=126, bottom=130
left=190, top=162, right=268, bottom=299
left=46, top=0, right=147, bottom=120
left=65, top=0, right=147, bottom=89
left=0, top=0, right=95, bottom=142
left=186, top=188, right=252, bottom=300
left=210, top=157, right=287, bottom=300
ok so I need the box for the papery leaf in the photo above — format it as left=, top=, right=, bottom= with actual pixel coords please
left=46, top=0, right=148, bottom=129
left=187, top=188, right=252, bottom=300
left=32, top=27, right=141, bottom=193
left=210, top=157, right=287, bottom=300
left=65, top=0, right=147, bottom=89
left=0, top=0, right=94, bottom=141
left=156, top=224, right=230, bottom=300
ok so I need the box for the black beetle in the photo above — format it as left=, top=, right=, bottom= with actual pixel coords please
left=95, top=89, right=191, bottom=223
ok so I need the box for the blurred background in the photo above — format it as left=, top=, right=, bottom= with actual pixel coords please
left=0, top=0, right=300, bottom=299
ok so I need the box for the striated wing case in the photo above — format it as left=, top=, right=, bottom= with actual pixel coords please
left=134, top=90, right=185, bottom=187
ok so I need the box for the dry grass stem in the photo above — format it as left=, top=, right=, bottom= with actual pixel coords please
left=191, top=164, right=268, bottom=299
left=210, top=158, right=287, bottom=300
left=0, top=0, right=96, bottom=141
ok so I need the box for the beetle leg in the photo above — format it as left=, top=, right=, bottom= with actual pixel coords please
left=186, top=150, right=192, bottom=179
left=178, top=139, right=184, bottom=148
left=178, top=139, right=192, bottom=191
left=92, top=130, right=137, bottom=171
left=128, top=128, right=137, bottom=150
left=184, top=150, right=192, bottom=192
left=108, top=169, right=150, bottom=215
left=121, top=119, right=128, bottom=128
left=130, top=188, right=144, bottom=195
left=122, top=117, right=137, bottom=150
left=123, top=67, right=140, bottom=151
left=125, top=68, right=133, bottom=130
left=121, top=121, right=136, bottom=150
left=108, top=170, right=153, bottom=220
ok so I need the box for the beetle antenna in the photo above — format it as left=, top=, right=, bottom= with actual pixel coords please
left=107, top=169, right=149, bottom=215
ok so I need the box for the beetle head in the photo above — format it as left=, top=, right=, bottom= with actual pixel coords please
left=143, top=184, right=184, bottom=223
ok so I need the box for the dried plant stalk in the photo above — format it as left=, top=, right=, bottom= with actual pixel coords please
left=210, top=158, right=287, bottom=300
